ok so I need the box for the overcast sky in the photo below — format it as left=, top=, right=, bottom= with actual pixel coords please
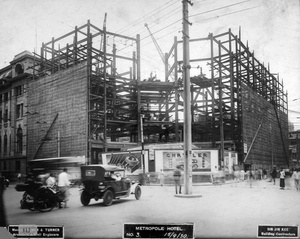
left=0, top=0, right=299, bottom=129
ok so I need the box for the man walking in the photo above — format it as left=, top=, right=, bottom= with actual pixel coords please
left=58, top=168, right=71, bottom=208
left=291, top=168, right=300, bottom=191
left=173, top=165, right=182, bottom=194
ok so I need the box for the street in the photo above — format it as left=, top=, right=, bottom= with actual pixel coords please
left=3, top=178, right=300, bottom=239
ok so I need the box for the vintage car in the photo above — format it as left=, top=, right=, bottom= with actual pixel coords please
left=0, top=176, right=9, bottom=189
left=80, top=164, right=141, bottom=206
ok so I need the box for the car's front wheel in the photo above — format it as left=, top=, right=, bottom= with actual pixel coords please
left=103, top=190, right=113, bottom=206
left=80, top=191, right=91, bottom=206
left=134, top=185, right=141, bottom=200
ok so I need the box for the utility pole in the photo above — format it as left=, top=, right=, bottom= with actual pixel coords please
left=103, top=13, right=108, bottom=153
left=182, top=0, right=193, bottom=195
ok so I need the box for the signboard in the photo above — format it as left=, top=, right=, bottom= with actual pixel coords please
left=224, top=151, right=238, bottom=173
left=8, top=225, right=64, bottom=239
left=162, top=151, right=211, bottom=172
left=244, top=143, right=248, bottom=154
left=123, top=223, right=194, bottom=239
left=258, top=225, right=298, bottom=238
left=103, top=151, right=143, bottom=173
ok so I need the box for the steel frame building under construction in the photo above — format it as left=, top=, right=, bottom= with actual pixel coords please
left=21, top=21, right=288, bottom=170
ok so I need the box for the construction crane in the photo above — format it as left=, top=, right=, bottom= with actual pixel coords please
left=144, top=23, right=166, bottom=65
left=145, top=23, right=176, bottom=82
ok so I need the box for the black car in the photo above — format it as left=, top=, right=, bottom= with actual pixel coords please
left=80, top=164, right=141, bottom=206
left=4, top=177, right=9, bottom=187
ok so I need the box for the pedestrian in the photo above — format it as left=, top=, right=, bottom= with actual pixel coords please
left=58, top=168, right=71, bottom=208
left=173, top=165, right=182, bottom=194
left=279, top=168, right=285, bottom=190
left=17, top=173, right=22, bottom=182
left=271, top=167, right=277, bottom=185
left=248, top=168, right=254, bottom=188
left=262, top=169, right=267, bottom=180
left=256, top=169, right=261, bottom=180
left=291, top=168, right=300, bottom=191
left=233, top=167, right=240, bottom=186
left=159, top=169, right=164, bottom=186
left=240, top=169, right=245, bottom=181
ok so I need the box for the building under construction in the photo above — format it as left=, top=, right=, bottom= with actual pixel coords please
left=0, top=20, right=289, bottom=177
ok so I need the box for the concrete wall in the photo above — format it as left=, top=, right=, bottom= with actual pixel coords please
left=241, top=84, right=289, bottom=169
left=27, top=63, right=87, bottom=159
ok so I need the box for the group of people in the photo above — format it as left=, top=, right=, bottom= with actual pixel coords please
left=270, top=167, right=300, bottom=190
left=170, top=165, right=300, bottom=193
left=36, top=168, right=72, bottom=208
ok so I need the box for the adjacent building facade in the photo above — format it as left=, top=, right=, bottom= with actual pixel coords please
left=0, top=51, right=34, bottom=178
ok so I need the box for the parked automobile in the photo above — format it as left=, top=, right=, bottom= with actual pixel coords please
left=4, top=177, right=9, bottom=187
left=80, top=164, right=141, bottom=206
left=0, top=173, right=9, bottom=189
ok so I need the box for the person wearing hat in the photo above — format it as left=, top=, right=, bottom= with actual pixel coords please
left=58, top=168, right=71, bottom=208
left=173, top=165, right=182, bottom=194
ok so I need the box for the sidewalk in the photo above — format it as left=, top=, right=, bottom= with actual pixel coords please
left=146, top=176, right=297, bottom=190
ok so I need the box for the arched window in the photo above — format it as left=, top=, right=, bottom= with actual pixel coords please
left=17, top=126, right=23, bottom=152
left=15, top=64, right=24, bottom=75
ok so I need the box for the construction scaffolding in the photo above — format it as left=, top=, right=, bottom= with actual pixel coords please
left=165, top=28, right=288, bottom=165
left=30, top=21, right=288, bottom=166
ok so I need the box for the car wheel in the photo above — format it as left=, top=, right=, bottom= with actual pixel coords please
left=80, top=191, right=91, bottom=206
left=103, top=190, right=113, bottom=206
left=134, top=185, right=141, bottom=200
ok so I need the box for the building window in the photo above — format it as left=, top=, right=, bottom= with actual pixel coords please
left=16, top=104, right=23, bottom=119
left=16, top=126, right=23, bottom=152
left=4, top=109, right=9, bottom=122
left=4, top=92, right=9, bottom=102
left=15, top=85, right=23, bottom=96
left=4, top=133, right=7, bottom=155
left=16, top=161, right=21, bottom=172
left=15, top=64, right=24, bottom=75
left=9, top=134, right=11, bottom=156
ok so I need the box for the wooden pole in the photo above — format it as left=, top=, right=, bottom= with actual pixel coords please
left=182, top=0, right=193, bottom=195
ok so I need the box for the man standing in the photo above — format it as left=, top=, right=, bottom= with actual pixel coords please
left=58, top=168, right=71, bottom=208
left=271, top=167, right=277, bottom=185
left=279, top=168, right=285, bottom=190
left=173, top=165, right=182, bottom=194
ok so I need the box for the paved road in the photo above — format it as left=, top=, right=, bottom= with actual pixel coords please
left=3, top=178, right=300, bottom=239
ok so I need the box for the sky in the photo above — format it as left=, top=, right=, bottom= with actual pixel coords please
left=0, top=0, right=299, bottom=129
